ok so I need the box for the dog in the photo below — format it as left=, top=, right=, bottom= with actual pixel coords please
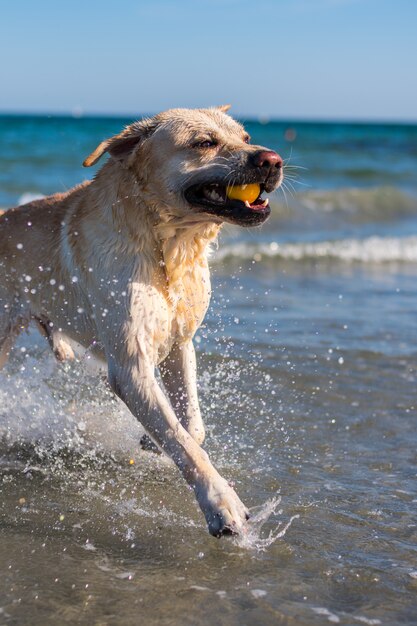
left=0, top=106, right=283, bottom=536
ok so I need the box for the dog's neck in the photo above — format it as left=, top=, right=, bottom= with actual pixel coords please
left=156, top=214, right=220, bottom=282
left=92, top=162, right=221, bottom=298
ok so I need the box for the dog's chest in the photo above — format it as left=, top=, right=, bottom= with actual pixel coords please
left=152, top=262, right=211, bottom=361
left=172, top=264, right=211, bottom=339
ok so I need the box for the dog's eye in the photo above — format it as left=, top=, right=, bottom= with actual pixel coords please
left=243, top=135, right=250, bottom=144
left=194, top=139, right=218, bottom=149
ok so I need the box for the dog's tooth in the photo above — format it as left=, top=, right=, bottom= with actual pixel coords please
left=209, top=189, right=222, bottom=202
left=204, top=188, right=217, bottom=201
left=245, top=201, right=251, bottom=208
left=203, top=186, right=226, bottom=204
left=261, top=198, right=269, bottom=207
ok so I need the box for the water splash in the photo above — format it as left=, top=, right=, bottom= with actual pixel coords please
left=234, top=496, right=299, bottom=551
left=0, top=344, right=146, bottom=468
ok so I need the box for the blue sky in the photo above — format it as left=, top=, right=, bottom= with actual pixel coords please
left=1, top=0, right=416, bottom=120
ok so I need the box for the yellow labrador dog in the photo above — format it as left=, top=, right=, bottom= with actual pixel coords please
left=0, top=106, right=283, bottom=537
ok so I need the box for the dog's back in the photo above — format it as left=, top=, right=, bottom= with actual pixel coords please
left=0, top=185, right=94, bottom=366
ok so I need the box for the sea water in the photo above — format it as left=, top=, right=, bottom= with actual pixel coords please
left=1, top=115, right=417, bottom=625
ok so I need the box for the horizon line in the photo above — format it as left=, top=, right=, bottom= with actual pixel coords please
left=0, top=109, right=416, bottom=126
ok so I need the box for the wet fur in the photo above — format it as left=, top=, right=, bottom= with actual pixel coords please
left=0, top=106, right=281, bottom=536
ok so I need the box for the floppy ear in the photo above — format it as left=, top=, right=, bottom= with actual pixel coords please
left=217, top=104, right=231, bottom=113
left=83, top=118, right=158, bottom=167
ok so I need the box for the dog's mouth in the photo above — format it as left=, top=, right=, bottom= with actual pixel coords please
left=184, top=182, right=271, bottom=226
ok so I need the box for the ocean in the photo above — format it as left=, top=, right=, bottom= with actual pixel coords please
left=1, top=114, right=417, bottom=625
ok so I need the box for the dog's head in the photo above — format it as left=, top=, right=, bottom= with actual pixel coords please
left=84, top=106, right=283, bottom=227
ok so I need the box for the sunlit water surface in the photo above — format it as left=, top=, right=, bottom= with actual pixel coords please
left=1, top=116, right=417, bottom=625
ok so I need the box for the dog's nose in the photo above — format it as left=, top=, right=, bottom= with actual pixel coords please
left=251, top=150, right=283, bottom=170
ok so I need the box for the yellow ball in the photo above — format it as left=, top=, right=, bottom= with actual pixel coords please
left=226, top=184, right=260, bottom=204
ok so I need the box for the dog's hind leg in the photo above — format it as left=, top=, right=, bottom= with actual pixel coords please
left=0, top=330, right=16, bottom=370
left=0, top=287, right=17, bottom=369
left=34, top=317, right=75, bottom=362
left=0, top=307, right=22, bottom=370
left=159, top=341, right=206, bottom=445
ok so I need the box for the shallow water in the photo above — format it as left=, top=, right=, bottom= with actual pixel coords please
left=1, top=262, right=417, bottom=625
left=1, top=116, right=417, bottom=625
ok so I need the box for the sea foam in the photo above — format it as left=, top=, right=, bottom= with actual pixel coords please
left=214, top=235, right=417, bottom=265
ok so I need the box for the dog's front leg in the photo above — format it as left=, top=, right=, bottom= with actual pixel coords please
left=159, top=340, right=205, bottom=445
left=107, top=348, right=249, bottom=537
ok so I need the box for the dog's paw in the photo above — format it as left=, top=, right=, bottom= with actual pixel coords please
left=140, top=433, right=162, bottom=455
left=54, top=337, right=75, bottom=361
left=195, top=477, right=250, bottom=538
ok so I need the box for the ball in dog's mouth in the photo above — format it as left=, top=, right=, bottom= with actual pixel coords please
left=185, top=181, right=271, bottom=226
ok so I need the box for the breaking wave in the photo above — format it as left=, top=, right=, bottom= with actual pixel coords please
left=291, top=186, right=417, bottom=221
left=214, top=235, right=417, bottom=265
left=17, top=192, right=45, bottom=206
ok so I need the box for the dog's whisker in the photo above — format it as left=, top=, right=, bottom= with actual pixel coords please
left=281, top=179, right=297, bottom=198
left=283, top=175, right=310, bottom=189
left=279, top=182, right=290, bottom=209
left=282, top=147, right=307, bottom=169
left=283, top=163, right=308, bottom=171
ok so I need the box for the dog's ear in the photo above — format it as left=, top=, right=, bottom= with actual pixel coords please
left=217, top=104, right=231, bottom=113
left=82, top=132, right=139, bottom=167
left=83, top=118, right=158, bottom=167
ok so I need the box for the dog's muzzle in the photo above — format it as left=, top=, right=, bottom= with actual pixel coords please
left=184, top=149, right=283, bottom=227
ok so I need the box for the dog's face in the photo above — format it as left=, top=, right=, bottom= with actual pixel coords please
left=84, top=107, right=283, bottom=227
